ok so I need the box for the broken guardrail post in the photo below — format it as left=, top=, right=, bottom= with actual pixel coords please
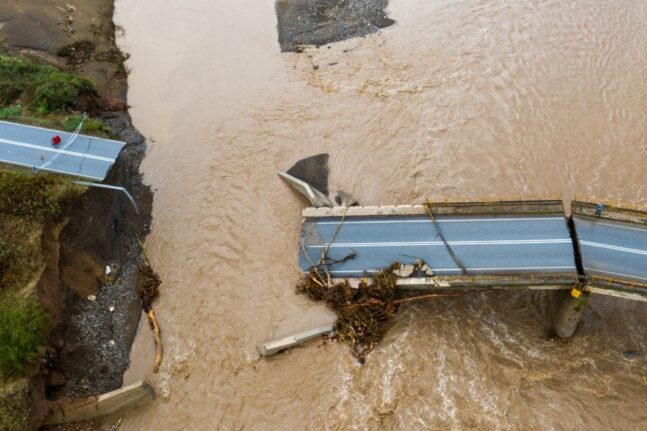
left=553, top=285, right=590, bottom=338
left=258, top=324, right=334, bottom=357
left=44, top=380, right=155, bottom=425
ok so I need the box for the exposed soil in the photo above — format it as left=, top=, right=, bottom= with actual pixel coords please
left=275, top=0, right=395, bottom=52
left=0, top=0, right=128, bottom=108
left=45, top=112, right=152, bottom=400
left=1, top=0, right=153, bottom=428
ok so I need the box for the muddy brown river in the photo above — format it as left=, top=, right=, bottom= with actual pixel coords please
left=114, top=0, right=647, bottom=429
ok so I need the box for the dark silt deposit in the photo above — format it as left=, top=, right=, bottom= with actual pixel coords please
left=275, top=0, right=395, bottom=52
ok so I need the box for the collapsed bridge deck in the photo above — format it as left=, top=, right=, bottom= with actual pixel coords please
left=300, top=201, right=579, bottom=289
left=298, top=200, right=647, bottom=299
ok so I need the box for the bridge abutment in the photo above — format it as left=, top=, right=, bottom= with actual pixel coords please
left=553, top=287, right=590, bottom=338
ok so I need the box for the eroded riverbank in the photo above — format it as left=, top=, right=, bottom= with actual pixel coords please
left=0, top=1, right=153, bottom=428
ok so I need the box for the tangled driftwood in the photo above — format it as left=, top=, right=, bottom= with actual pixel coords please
left=136, top=239, right=163, bottom=373
left=297, top=206, right=475, bottom=362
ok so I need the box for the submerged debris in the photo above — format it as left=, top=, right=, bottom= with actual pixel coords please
left=138, top=265, right=160, bottom=312
left=135, top=239, right=163, bottom=373
left=297, top=266, right=400, bottom=363
left=146, top=308, right=162, bottom=373
left=297, top=210, right=469, bottom=362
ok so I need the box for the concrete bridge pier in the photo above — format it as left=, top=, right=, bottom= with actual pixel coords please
left=553, top=286, right=590, bottom=338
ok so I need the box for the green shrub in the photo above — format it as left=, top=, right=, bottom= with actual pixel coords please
left=0, top=294, right=46, bottom=378
left=0, top=54, right=112, bottom=135
left=0, top=171, right=83, bottom=220
left=0, top=79, right=23, bottom=105
left=0, top=104, right=22, bottom=119
left=0, top=55, right=40, bottom=77
left=0, top=54, right=97, bottom=114
left=0, top=239, right=9, bottom=274
left=62, top=114, right=111, bottom=135
left=0, top=171, right=83, bottom=291
left=0, top=379, right=30, bottom=431
left=34, top=73, right=94, bottom=113
left=0, top=217, right=42, bottom=292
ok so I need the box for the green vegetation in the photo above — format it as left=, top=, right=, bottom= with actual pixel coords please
left=0, top=172, right=83, bottom=428
left=0, top=104, right=22, bottom=120
left=0, top=216, right=43, bottom=293
left=0, top=54, right=95, bottom=113
left=0, top=171, right=83, bottom=292
left=0, top=106, right=111, bottom=136
left=0, top=54, right=110, bottom=135
left=61, top=113, right=111, bottom=135
left=0, top=379, right=30, bottom=431
left=0, top=294, right=45, bottom=378
left=0, top=171, right=83, bottom=221
left=0, top=49, right=121, bottom=429
left=0, top=53, right=101, bottom=429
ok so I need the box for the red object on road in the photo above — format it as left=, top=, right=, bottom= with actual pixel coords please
left=52, top=135, right=61, bottom=145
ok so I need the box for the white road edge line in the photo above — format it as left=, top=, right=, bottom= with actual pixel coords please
left=314, top=217, right=565, bottom=225
left=0, top=138, right=115, bottom=162
left=326, top=266, right=576, bottom=274
left=581, top=220, right=647, bottom=234
left=0, top=120, right=126, bottom=145
left=0, top=157, right=104, bottom=181
left=309, top=239, right=573, bottom=248
left=580, top=241, right=647, bottom=257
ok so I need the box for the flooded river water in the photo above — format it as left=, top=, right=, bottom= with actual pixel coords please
left=114, top=0, right=647, bottom=429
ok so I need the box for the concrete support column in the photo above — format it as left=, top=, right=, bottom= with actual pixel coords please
left=553, top=286, right=590, bottom=338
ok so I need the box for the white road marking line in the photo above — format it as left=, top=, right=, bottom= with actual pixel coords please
left=326, top=266, right=576, bottom=274
left=0, top=120, right=125, bottom=145
left=314, top=217, right=565, bottom=225
left=0, top=137, right=115, bottom=162
left=308, top=239, right=573, bottom=248
left=0, top=157, right=104, bottom=181
left=578, top=219, right=647, bottom=234
left=580, top=241, right=647, bottom=257
left=584, top=268, right=647, bottom=282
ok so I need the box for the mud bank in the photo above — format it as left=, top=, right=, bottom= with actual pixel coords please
left=275, top=0, right=395, bottom=51
left=0, top=1, right=153, bottom=429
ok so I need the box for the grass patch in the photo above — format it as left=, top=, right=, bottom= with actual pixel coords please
left=0, top=216, right=43, bottom=293
left=0, top=171, right=84, bottom=221
left=0, top=113, right=112, bottom=138
left=0, top=104, right=22, bottom=120
left=0, top=294, right=46, bottom=379
left=61, top=113, right=111, bottom=135
left=0, top=171, right=83, bottom=291
left=0, top=171, right=83, bottom=380
left=0, top=379, right=31, bottom=431
left=0, top=54, right=112, bottom=136
left=0, top=54, right=97, bottom=114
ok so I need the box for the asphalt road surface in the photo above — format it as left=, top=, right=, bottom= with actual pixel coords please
left=300, top=214, right=577, bottom=278
left=0, top=120, right=124, bottom=180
